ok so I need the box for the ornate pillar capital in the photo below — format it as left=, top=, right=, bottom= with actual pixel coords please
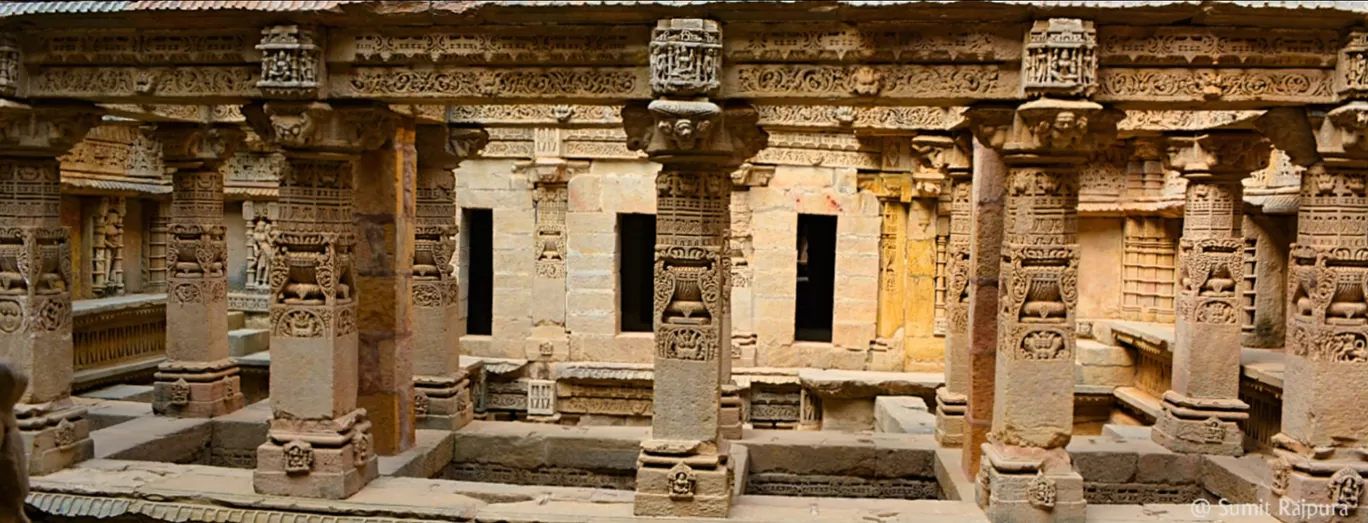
left=150, top=123, right=245, bottom=171
left=910, top=134, right=971, bottom=195
left=1164, top=131, right=1271, bottom=182
left=623, top=100, right=767, bottom=167
left=415, top=124, right=487, bottom=173
left=967, top=99, right=1121, bottom=159
left=243, top=102, right=398, bottom=155
left=0, top=100, right=103, bottom=157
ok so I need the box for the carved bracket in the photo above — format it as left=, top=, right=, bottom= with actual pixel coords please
left=243, top=102, right=396, bottom=153
left=1166, top=132, right=1271, bottom=180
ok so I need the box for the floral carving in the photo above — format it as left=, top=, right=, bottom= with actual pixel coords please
left=1020, top=330, right=1066, bottom=360
left=172, top=283, right=202, bottom=304
left=1195, top=301, right=1239, bottom=325
left=1027, top=473, right=1057, bottom=508
left=273, top=308, right=324, bottom=338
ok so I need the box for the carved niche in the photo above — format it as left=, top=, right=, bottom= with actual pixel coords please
left=650, top=19, right=722, bottom=97
left=243, top=201, right=276, bottom=292
left=257, top=25, right=321, bottom=99
left=1023, top=18, right=1097, bottom=98
left=91, top=197, right=126, bottom=298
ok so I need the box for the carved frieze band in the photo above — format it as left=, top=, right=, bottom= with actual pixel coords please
left=724, top=23, right=1023, bottom=63
left=331, top=27, right=650, bottom=65
left=1097, top=27, right=1338, bottom=67
left=1096, top=68, right=1334, bottom=104
left=725, top=64, right=1017, bottom=100
left=331, top=67, right=650, bottom=100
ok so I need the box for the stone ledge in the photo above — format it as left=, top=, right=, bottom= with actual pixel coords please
left=1114, top=386, right=1162, bottom=421
left=797, top=369, right=941, bottom=399
left=874, top=396, right=935, bottom=435
left=72, top=293, right=167, bottom=315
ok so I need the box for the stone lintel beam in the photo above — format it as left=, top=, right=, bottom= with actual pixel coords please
left=148, top=123, right=247, bottom=419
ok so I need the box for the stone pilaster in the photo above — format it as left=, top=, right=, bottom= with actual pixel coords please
left=150, top=122, right=246, bottom=418
left=968, top=95, right=1120, bottom=523
left=963, top=137, right=1007, bottom=478
left=244, top=101, right=391, bottom=499
left=937, top=142, right=974, bottom=448
left=1152, top=132, right=1267, bottom=456
left=412, top=123, right=486, bottom=431
left=1264, top=97, right=1368, bottom=522
left=0, top=101, right=102, bottom=475
left=625, top=18, right=766, bottom=518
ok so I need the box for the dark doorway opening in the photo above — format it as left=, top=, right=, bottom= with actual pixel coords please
left=619, top=213, right=656, bottom=333
left=464, top=208, right=493, bottom=336
left=795, top=214, right=836, bottom=342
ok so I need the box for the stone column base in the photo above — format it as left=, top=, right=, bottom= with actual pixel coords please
left=634, top=448, right=732, bottom=518
left=152, top=360, right=245, bottom=418
left=720, top=384, right=743, bottom=440
left=1266, top=450, right=1368, bottom=523
left=1152, top=391, right=1247, bottom=456
left=17, top=401, right=93, bottom=476
left=253, top=409, right=378, bottom=499
left=935, top=388, right=966, bottom=447
left=414, top=373, right=474, bottom=431
left=978, top=444, right=1085, bottom=523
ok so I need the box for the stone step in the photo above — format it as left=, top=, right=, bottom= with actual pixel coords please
left=874, top=396, right=935, bottom=434
left=227, top=310, right=246, bottom=331
left=228, top=328, right=269, bottom=358
left=79, top=384, right=154, bottom=403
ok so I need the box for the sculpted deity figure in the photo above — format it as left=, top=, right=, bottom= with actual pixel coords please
left=0, top=358, right=29, bottom=523
left=92, top=200, right=126, bottom=297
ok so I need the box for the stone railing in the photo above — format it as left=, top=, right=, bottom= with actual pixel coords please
left=1107, top=323, right=1173, bottom=400
left=1239, top=349, right=1284, bottom=450
left=72, top=294, right=167, bottom=391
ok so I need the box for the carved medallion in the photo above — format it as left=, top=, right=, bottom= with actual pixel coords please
left=0, top=299, right=21, bottom=333
left=414, top=390, right=430, bottom=416
left=169, top=378, right=191, bottom=406
left=668, top=462, right=697, bottom=500
left=1330, top=468, right=1364, bottom=509
left=283, top=440, right=313, bottom=474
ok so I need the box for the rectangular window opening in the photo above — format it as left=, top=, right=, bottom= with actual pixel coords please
left=619, top=213, right=656, bottom=333
left=464, top=208, right=493, bottom=336
left=795, top=214, right=837, bottom=342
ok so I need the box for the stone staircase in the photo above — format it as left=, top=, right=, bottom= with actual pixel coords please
left=227, top=311, right=270, bottom=358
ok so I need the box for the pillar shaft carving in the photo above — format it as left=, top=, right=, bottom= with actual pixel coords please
left=1268, top=102, right=1368, bottom=517
left=245, top=101, right=394, bottom=499
left=936, top=139, right=973, bottom=448
left=968, top=97, right=1120, bottom=523
left=151, top=123, right=246, bottom=419
left=1153, top=132, right=1268, bottom=456
left=412, top=123, right=485, bottom=431
left=0, top=101, right=101, bottom=475
left=626, top=17, right=766, bottom=519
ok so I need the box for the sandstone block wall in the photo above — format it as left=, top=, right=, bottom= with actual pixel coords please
left=453, top=159, right=890, bottom=369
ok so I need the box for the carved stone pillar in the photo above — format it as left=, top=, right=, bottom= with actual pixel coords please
left=963, top=137, right=1006, bottom=478
left=1265, top=98, right=1368, bottom=520
left=968, top=97, right=1121, bottom=523
left=525, top=157, right=576, bottom=368
left=150, top=123, right=246, bottom=418
left=937, top=143, right=974, bottom=448
left=0, top=102, right=101, bottom=475
left=244, top=101, right=390, bottom=499
left=908, top=135, right=974, bottom=372
left=1152, top=133, right=1267, bottom=456
left=412, top=123, right=486, bottom=431
left=624, top=18, right=766, bottom=518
